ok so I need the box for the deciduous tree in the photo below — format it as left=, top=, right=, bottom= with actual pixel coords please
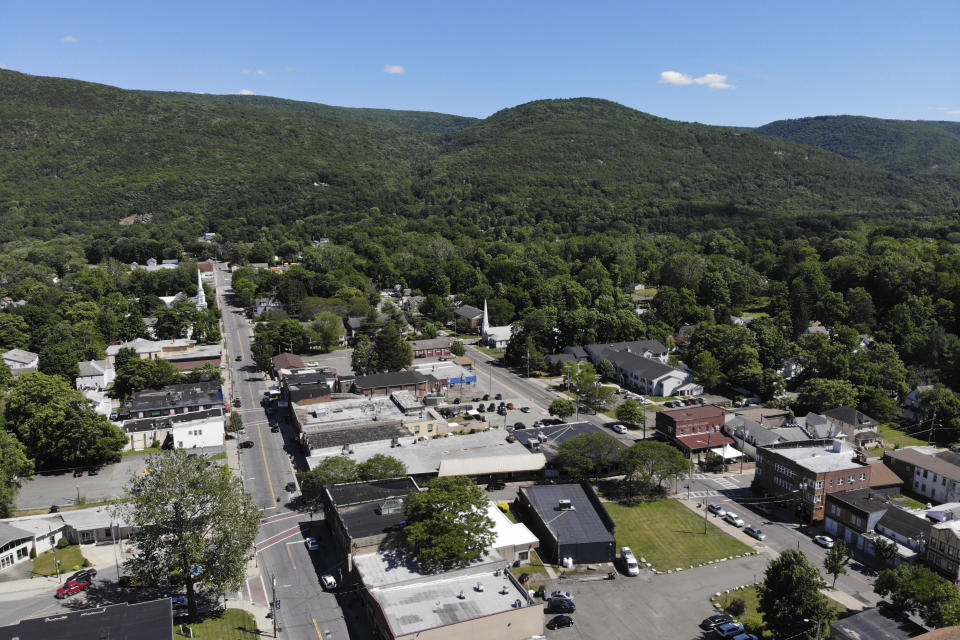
left=357, top=454, right=407, bottom=480
left=758, top=549, right=829, bottom=640
left=824, top=540, right=851, bottom=587
left=0, top=430, right=33, bottom=518
left=548, top=397, right=577, bottom=421
left=119, top=451, right=260, bottom=621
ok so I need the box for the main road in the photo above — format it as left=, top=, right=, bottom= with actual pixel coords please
left=212, top=263, right=352, bottom=640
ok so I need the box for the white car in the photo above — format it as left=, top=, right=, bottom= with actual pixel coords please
left=814, top=535, right=834, bottom=548
left=548, top=590, right=574, bottom=600
left=724, top=513, right=745, bottom=528
left=637, top=396, right=653, bottom=405
left=621, top=546, right=640, bottom=576
left=305, top=537, right=320, bottom=551
left=610, top=423, right=628, bottom=434
left=320, top=574, right=337, bottom=590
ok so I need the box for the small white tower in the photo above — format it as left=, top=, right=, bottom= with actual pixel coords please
left=195, top=269, right=207, bottom=310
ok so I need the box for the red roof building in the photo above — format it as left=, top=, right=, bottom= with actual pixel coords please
left=655, top=404, right=732, bottom=459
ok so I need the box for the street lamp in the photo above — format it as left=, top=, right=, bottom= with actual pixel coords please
left=803, top=618, right=823, bottom=640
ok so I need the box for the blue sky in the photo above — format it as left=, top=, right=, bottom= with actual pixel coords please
left=2, top=0, right=959, bottom=126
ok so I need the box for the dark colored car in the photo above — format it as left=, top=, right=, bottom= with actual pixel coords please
left=239, top=440, right=255, bottom=449
left=487, top=403, right=496, bottom=412
left=482, top=394, right=490, bottom=401
left=547, top=598, right=576, bottom=614
left=285, top=481, right=297, bottom=492
left=87, top=467, right=99, bottom=475
left=235, top=355, right=242, bottom=361
left=495, top=393, right=503, bottom=400
left=67, top=569, right=98, bottom=583
left=270, top=424, right=280, bottom=433
left=49, top=504, right=60, bottom=513
left=233, top=398, right=242, bottom=407
left=547, top=615, right=574, bottom=630
left=514, top=422, right=526, bottom=430
left=700, top=614, right=735, bottom=630
left=486, top=480, right=506, bottom=491
left=477, top=404, right=485, bottom=412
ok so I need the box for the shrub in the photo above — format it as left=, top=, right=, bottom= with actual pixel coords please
left=82, top=558, right=91, bottom=567
left=29, top=546, right=36, bottom=559
left=728, top=597, right=747, bottom=617
left=56, top=538, right=70, bottom=549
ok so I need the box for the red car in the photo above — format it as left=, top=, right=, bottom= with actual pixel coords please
left=56, top=577, right=92, bottom=598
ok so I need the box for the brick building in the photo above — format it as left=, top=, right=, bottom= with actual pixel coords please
left=754, top=439, right=871, bottom=521
left=655, top=404, right=733, bottom=459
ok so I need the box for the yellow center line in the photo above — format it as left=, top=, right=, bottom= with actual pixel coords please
left=312, top=617, right=323, bottom=640
left=286, top=543, right=297, bottom=571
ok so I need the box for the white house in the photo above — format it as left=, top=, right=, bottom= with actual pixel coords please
left=607, top=351, right=701, bottom=397
left=123, top=408, right=225, bottom=451
left=481, top=300, right=513, bottom=349
left=2, top=349, right=39, bottom=377
left=75, top=359, right=115, bottom=391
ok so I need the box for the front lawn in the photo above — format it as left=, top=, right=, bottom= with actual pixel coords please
left=605, top=499, right=753, bottom=571
left=176, top=609, right=259, bottom=639
left=878, top=424, right=929, bottom=449
left=32, top=544, right=88, bottom=577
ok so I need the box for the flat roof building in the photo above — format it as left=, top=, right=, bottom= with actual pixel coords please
left=0, top=599, right=173, bottom=640
left=353, top=370, right=430, bottom=398
left=516, top=483, right=616, bottom=565
left=292, top=396, right=409, bottom=456
left=123, top=381, right=223, bottom=419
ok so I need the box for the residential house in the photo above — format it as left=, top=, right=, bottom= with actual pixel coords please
left=926, top=520, right=960, bottom=581
left=454, top=304, right=483, bottom=331
left=352, top=370, right=431, bottom=398
left=409, top=337, right=454, bottom=359
left=121, top=381, right=223, bottom=420
left=2, top=349, right=39, bottom=377
left=272, top=352, right=305, bottom=375
left=400, top=294, right=425, bottom=315
left=516, top=483, right=616, bottom=565
left=730, top=315, right=756, bottom=327
left=353, top=551, right=543, bottom=640
left=254, top=296, right=284, bottom=315
left=902, top=385, right=934, bottom=423
left=824, top=489, right=927, bottom=562
left=884, top=446, right=960, bottom=505
left=607, top=351, right=701, bottom=397
left=777, top=356, right=805, bottom=380
left=583, top=340, right=670, bottom=365
left=754, top=439, right=872, bottom=521
left=656, top=405, right=733, bottom=459
left=824, top=406, right=880, bottom=446
left=75, top=359, right=115, bottom=391
left=804, top=321, right=829, bottom=336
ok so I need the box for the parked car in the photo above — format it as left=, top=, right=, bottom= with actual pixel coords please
left=320, top=574, right=337, bottom=590
left=56, top=577, right=92, bottom=599
left=485, top=480, right=506, bottom=491
left=270, top=424, right=280, bottom=433
left=239, top=440, right=255, bottom=448
left=171, top=596, right=189, bottom=610
left=621, top=546, right=640, bottom=576
left=232, top=397, right=241, bottom=407
left=708, top=503, right=727, bottom=517
left=506, top=402, right=515, bottom=409
left=733, top=634, right=759, bottom=640
left=67, top=569, right=97, bottom=583
left=744, top=525, right=766, bottom=541
left=724, top=512, right=745, bottom=527
left=546, top=615, right=574, bottom=630
left=514, top=422, right=526, bottom=430
left=547, top=598, right=576, bottom=613
left=520, top=406, right=531, bottom=413
left=487, top=403, right=496, bottom=412
left=814, top=535, right=834, bottom=548
left=235, top=355, right=242, bottom=361
left=610, top=423, right=628, bottom=434
left=700, top=614, right=736, bottom=630
left=305, top=537, right=319, bottom=551
left=548, top=590, right=574, bottom=601
left=495, top=393, right=503, bottom=400
left=285, top=482, right=297, bottom=492
left=714, top=621, right=745, bottom=638
left=482, top=394, right=490, bottom=401
left=477, top=404, right=485, bottom=412
left=497, top=408, right=507, bottom=416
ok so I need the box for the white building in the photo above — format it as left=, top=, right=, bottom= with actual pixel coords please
left=2, top=349, right=39, bottom=377
left=481, top=300, right=513, bottom=349
left=123, top=408, right=225, bottom=451
left=76, top=359, right=115, bottom=391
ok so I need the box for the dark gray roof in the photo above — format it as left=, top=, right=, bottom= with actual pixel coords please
left=561, top=346, right=589, bottom=359
left=340, top=502, right=409, bottom=539
left=825, top=406, right=878, bottom=428
left=126, top=381, right=223, bottom=413
left=123, top=407, right=223, bottom=433
left=726, top=416, right=781, bottom=447
left=455, top=305, right=483, bottom=320
left=0, top=599, right=173, bottom=640
left=608, top=351, right=677, bottom=379
left=585, top=340, right=668, bottom=360
left=284, top=371, right=330, bottom=386
left=0, top=521, right=33, bottom=548
left=826, top=488, right=891, bottom=516
left=513, top=422, right=620, bottom=462
left=521, top=484, right=615, bottom=545
left=830, top=607, right=925, bottom=640
left=545, top=353, right=575, bottom=367
left=878, top=507, right=930, bottom=543
left=327, top=478, right=419, bottom=507
left=346, top=316, right=366, bottom=329
left=353, top=370, right=428, bottom=390
left=304, top=423, right=408, bottom=450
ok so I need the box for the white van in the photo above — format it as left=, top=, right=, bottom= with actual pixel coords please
left=621, top=546, right=640, bottom=576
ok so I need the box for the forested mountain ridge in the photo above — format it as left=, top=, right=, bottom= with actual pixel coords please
left=755, top=115, right=960, bottom=181
left=1, top=69, right=959, bottom=248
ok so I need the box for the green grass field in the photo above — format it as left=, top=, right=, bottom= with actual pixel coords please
left=32, top=545, right=88, bottom=577
left=176, top=609, right=260, bottom=639
left=605, top=500, right=753, bottom=571
left=892, top=494, right=926, bottom=509
left=878, top=424, right=929, bottom=449
left=122, top=447, right=162, bottom=457
left=717, top=586, right=850, bottom=639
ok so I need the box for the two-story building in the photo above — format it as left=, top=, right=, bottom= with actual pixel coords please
left=926, top=519, right=960, bottom=581
left=884, top=446, right=960, bottom=505
left=754, top=439, right=872, bottom=521
left=656, top=405, right=733, bottom=459
left=825, top=489, right=925, bottom=562
left=2, top=349, right=39, bottom=377
left=121, top=381, right=224, bottom=420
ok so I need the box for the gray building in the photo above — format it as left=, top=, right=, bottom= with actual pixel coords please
left=516, top=483, right=616, bottom=565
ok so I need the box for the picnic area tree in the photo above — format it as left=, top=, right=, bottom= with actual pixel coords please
left=403, top=476, right=495, bottom=570
left=824, top=540, right=852, bottom=587
left=548, top=397, right=577, bottom=421
left=875, top=563, right=960, bottom=627
left=759, top=549, right=830, bottom=640
left=119, top=450, right=260, bottom=622
left=0, top=430, right=33, bottom=518
left=357, top=454, right=407, bottom=480
left=4, top=372, right=127, bottom=469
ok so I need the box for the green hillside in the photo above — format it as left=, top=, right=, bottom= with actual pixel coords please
left=1, top=70, right=958, bottom=245
left=755, top=115, right=960, bottom=181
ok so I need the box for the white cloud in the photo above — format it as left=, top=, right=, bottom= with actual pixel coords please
left=660, top=70, right=694, bottom=85
left=242, top=68, right=251, bottom=74
left=383, top=64, right=405, bottom=74
left=61, top=35, right=78, bottom=43
left=695, top=73, right=735, bottom=89
left=934, top=107, right=960, bottom=115
left=0, top=63, right=6, bottom=69
left=235, top=89, right=255, bottom=95
left=255, top=69, right=266, bottom=76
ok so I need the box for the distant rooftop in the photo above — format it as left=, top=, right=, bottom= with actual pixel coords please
left=762, top=439, right=866, bottom=473
left=0, top=599, right=173, bottom=640
left=294, top=396, right=406, bottom=433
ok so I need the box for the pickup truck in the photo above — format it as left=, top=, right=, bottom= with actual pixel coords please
left=56, top=577, right=92, bottom=598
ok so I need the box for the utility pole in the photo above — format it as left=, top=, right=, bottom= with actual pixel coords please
left=526, top=342, right=530, bottom=379
left=50, top=526, right=61, bottom=580
left=703, top=498, right=709, bottom=534
left=271, top=574, right=278, bottom=637
left=928, top=408, right=938, bottom=445
left=112, top=521, right=121, bottom=581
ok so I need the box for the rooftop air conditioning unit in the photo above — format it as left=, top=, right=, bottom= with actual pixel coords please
left=558, top=499, right=574, bottom=511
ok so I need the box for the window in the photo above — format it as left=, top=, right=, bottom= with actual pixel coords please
left=517, top=550, right=530, bottom=561
left=849, top=475, right=856, bottom=484
left=830, top=479, right=834, bottom=487
left=838, top=477, right=844, bottom=486
left=815, top=481, right=824, bottom=489
left=427, top=423, right=434, bottom=432
left=16, top=547, right=27, bottom=560
left=924, top=470, right=929, bottom=478
left=860, top=473, right=866, bottom=481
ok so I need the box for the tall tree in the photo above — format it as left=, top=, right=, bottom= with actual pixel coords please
left=616, top=398, right=647, bottom=437
left=119, top=451, right=260, bottom=621
left=309, top=311, right=345, bottom=352
left=759, top=549, right=830, bottom=640
left=374, top=323, right=413, bottom=372
left=0, top=430, right=33, bottom=518
left=297, top=457, right=359, bottom=513
left=875, top=563, right=960, bottom=628
left=350, top=338, right=379, bottom=376
left=824, top=540, right=851, bottom=587
left=554, top=432, right=622, bottom=480
left=872, top=536, right=899, bottom=569
left=548, top=397, right=577, bottom=421
left=403, top=476, right=495, bottom=571
left=357, top=454, right=407, bottom=480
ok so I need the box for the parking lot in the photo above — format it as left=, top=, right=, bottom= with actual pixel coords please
left=538, top=554, right=770, bottom=639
